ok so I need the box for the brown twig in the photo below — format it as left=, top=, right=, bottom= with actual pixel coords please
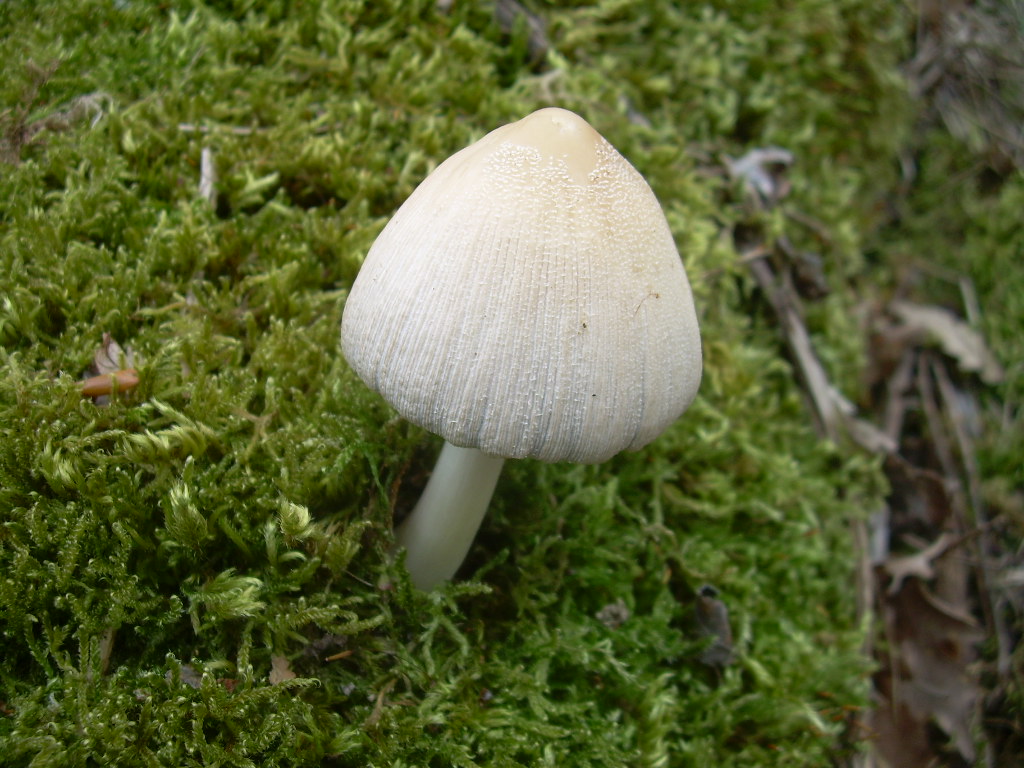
left=747, top=255, right=895, bottom=453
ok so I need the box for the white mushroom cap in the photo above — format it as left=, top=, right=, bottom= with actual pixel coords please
left=342, top=107, right=701, bottom=464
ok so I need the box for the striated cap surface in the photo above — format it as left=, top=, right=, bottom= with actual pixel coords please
left=341, top=108, right=701, bottom=463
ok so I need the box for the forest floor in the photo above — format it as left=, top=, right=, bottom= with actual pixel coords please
left=0, top=1, right=1020, bottom=766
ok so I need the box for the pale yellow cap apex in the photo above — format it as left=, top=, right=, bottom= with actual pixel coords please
left=504, top=107, right=603, bottom=185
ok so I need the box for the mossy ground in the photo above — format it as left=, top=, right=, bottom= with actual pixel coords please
left=2, top=1, right=1004, bottom=765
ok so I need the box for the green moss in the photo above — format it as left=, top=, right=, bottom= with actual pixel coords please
left=0, top=0, right=923, bottom=764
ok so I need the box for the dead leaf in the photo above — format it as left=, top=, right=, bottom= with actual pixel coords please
left=870, top=671, right=940, bottom=768
left=725, top=147, right=794, bottom=206
left=95, top=333, right=136, bottom=373
left=884, top=455, right=954, bottom=534
left=596, top=598, right=630, bottom=630
left=883, top=532, right=956, bottom=595
left=174, top=664, right=203, bottom=689
left=882, top=577, right=984, bottom=763
left=199, top=146, right=217, bottom=207
left=890, top=300, right=1004, bottom=384
left=269, top=654, right=296, bottom=685
left=694, top=585, right=734, bottom=667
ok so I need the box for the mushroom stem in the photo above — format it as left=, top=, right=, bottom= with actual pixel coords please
left=394, top=441, right=505, bottom=590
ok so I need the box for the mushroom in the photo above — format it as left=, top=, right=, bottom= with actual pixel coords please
left=341, top=107, right=701, bottom=590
